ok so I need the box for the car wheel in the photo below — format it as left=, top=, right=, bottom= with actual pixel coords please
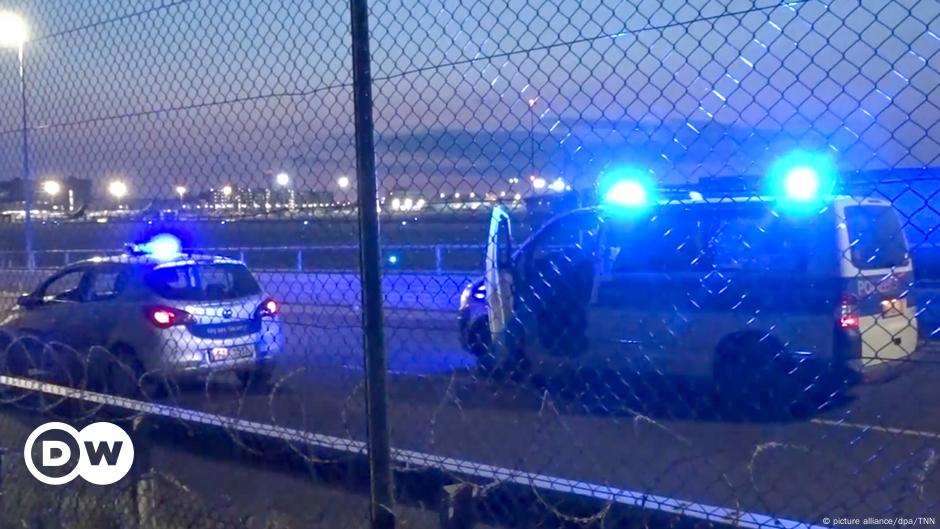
left=468, top=317, right=496, bottom=373
left=107, top=345, right=163, bottom=401
left=713, top=334, right=796, bottom=418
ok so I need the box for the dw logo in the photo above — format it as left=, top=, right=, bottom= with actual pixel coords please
left=24, top=422, right=134, bottom=485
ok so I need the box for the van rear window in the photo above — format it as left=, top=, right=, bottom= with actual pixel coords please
left=844, top=205, right=910, bottom=270
left=145, top=263, right=261, bottom=301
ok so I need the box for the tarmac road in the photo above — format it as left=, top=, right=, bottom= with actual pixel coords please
left=147, top=306, right=940, bottom=525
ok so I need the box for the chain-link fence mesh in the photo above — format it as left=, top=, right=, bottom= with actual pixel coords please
left=0, top=0, right=938, bottom=527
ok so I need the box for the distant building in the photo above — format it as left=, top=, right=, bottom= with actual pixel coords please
left=0, top=177, right=90, bottom=211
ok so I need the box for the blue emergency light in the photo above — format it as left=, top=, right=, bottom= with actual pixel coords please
left=132, top=233, right=183, bottom=261
left=597, top=165, right=656, bottom=213
left=766, top=150, right=837, bottom=212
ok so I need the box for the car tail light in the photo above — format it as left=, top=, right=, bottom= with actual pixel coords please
left=839, top=294, right=860, bottom=330
left=146, top=306, right=193, bottom=329
left=256, top=298, right=279, bottom=318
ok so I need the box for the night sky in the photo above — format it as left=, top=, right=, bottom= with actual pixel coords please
left=0, top=0, right=937, bottom=197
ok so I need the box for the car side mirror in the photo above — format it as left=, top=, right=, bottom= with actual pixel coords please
left=17, top=294, right=41, bottom=309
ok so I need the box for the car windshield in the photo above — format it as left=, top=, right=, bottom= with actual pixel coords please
left=844, top=205, right=910, bottom=270
left=145, top=263, right=262, bottom=301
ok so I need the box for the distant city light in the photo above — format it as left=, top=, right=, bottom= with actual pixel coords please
left=108, top=180, right=128, bottom=199
left=392, top=197, right=401, bottom=210
left=387, top=254, right=399, bottom=265
left=548, top=178, right=566, bottom=192
left=514, top=193, right=522, bottom=200
left=469, top=192, right=475, bottom=198
left=337, top=175, right=350, bottom=189
left=222, top=185, right=233, bottom=197
left=439, top=192, right=446, bottom=199
left=175, top=185, right=187, bottom=197
left=454, top=192, right=461, bottom=199
left=0, top=11, right=29, bottom=49
left=402, top=197, right=413, bottom=210
left=532, top=177, right=547, bottom=190
left=275, top=172, right=290, bottom=187
left=42, top=180, right=61, bottom=196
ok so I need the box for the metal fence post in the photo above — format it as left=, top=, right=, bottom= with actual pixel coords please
left=349, top=0, right=395, bottom=528
left=129, top=416, right=154, bottom=529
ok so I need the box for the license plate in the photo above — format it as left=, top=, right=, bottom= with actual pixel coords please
left=209, top=345, right=254, bottom=362
left=881, top=298, right=906, bottom=318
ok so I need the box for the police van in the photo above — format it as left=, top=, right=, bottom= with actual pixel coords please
left=483, top=161, right=918, bottom=395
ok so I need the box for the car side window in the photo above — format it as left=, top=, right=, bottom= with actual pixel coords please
left=706, top=211, right=814, bottom=273
left=606, top=211, right=706, bottom=273
left=88, top=267, right=129, bottom=301
left=39, top=269, right=87, bottom=303
left=526, top=212, right=603, bottom=265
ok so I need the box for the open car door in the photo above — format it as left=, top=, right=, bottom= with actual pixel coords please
left=485, top=205, right=514, bottom=361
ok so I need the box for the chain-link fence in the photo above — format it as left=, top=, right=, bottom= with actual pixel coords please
left=0, top=0, right=938, bottom=527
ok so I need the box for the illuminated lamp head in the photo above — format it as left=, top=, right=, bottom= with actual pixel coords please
left=766, top=150, right=838, bottom=213
left=597, top=165, right=656, bottom=215
left=138, top=234, right=182, bottom=261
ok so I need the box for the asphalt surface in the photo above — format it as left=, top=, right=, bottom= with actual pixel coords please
left=132, top=307, right=940, bottom=525
left=1, top=304, right=938, bottom=526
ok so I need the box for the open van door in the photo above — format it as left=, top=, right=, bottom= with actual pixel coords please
left=486, top=205, right=514, bottom=360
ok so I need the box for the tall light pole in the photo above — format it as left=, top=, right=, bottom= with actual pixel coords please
left=175, top=185, right=187, bottom=208
left=1, top=11, right=32, bottom=268
left=275, top=172, right=294, bottom=209
left=108, top=180, right=128, bottom=209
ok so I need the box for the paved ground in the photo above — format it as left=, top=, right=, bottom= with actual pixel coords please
left=1, top=305, right=938, bottom=526
left=144, top=308, right=940, bottom=525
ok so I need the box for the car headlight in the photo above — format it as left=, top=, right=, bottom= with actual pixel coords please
left=460, top=282, right=486, bottom=310
left=472, top=283, right=486, bottom=300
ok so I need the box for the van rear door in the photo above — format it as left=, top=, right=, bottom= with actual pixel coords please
left=836, top=200, right=918, bottom=367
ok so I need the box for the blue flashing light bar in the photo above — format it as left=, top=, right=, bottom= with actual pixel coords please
left=766, top=150, right=838, bottom=212
left=597, top=165, right=657, bottom=213
left=133, top=234, right=183, bottom=261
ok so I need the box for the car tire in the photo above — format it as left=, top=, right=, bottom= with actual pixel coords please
left=108, top=345, right=164, bottom=401
left=713, top=334, right=800, bottom=418
left=474, top=318, right=530, bottom=383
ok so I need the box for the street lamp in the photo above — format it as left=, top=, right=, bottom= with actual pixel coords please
left=108, top=180, right=128, bottom=200
left=222, top=185, right=233, bottom=197
left=1, top=11, right=32, bottom=267
left=175, top=185, right=187, bottom=208
left=0, top=12, right=28, bottom=49
left=337, top=175, right=350, bottom=189
left=42, top=180, right=61, bottom=197
left=275, top=172, right=290, bottom=187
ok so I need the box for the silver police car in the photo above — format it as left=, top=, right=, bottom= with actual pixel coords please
left=0, top=239, right=282, bottom=395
